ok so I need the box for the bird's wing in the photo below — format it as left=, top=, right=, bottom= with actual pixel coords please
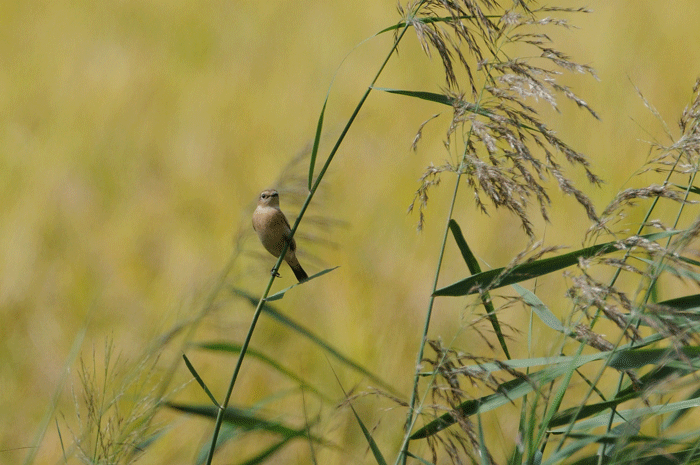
left=281, top=212, right=297, bottom=252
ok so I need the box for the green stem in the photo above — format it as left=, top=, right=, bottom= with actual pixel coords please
left=398, top=176, right=462, bottom=465
left=203, top=17, right=411, bottom=465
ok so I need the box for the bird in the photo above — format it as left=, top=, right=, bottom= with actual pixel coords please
left=252, top=189, right=309, bottom=282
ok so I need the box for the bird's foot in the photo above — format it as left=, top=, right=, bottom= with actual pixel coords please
left=271, top=268, right=282, bottom=278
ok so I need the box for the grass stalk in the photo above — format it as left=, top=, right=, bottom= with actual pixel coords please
left=202, top=13, right=416, bottom=465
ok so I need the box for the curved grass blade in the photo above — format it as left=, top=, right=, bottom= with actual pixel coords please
left=194, top=341, right=331, bottom=402
left=330, top=365, right=387, bottom=465
left=347, top=400, right=387, bottom=465
left=449, top=219, right=510, bottom=359
left=434, top=231, right=679, bottom=297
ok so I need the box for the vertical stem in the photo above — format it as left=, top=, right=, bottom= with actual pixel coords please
left=204, top=19, right=414, bottom=465
left=399, top=175, right=462, bottom=465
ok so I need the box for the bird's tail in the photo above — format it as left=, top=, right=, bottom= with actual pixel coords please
left=291, top=264, right=309, bottom=282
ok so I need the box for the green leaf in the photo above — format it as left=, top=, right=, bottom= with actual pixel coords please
left=449, top=219, right=510, bottom=359
left=549, top=363, right=700, bottom=430
left=549, top=396, right=700, bottom=432
left=477, top=413, right=489, bottom=465
left=657, top=293, right=700, bottom=311
left=662, top=387, right=700, bottom=430
left=372, top=87, right=456, bottom=106
left=346, top=400, right=387, bottom=465
left=602, top=418, right=642, bottom=457
left=329, top=367, right=387, bottom=465
left=309, top=98, right=328, bottom=189
left=548, top=392, right=638, bottom=428
left=608, top=346, right=700, bottom=371
left=166, top=403, right=322, bottom=441
left=404, top=451, right=436, bottom=465
left=511, top=283, right=568, bottom=334
left=434, top=231, right=680, bottom=297
left=674, top=183, right=700, bottom=196
left=266, top=266, right=339, bottom=301
left=182, top=353, right=219, bottom=407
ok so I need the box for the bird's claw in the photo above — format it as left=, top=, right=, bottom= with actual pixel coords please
left=271, top=268, right=282, bottom=278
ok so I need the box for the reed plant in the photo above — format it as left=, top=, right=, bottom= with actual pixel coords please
left=41, top=1, right=700, bottom=464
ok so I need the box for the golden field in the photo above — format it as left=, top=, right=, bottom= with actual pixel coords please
left=2, top=1, right=700, bottom=464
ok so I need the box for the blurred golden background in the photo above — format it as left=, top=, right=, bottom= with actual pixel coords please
left=2, top=0, right=700, bottom=463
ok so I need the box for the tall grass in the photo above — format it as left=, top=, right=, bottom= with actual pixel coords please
left=39, top=1, right=700, bottom=464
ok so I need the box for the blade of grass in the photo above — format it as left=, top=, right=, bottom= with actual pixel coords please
left=404, top=451, right=436, bottom=465
left=477, top=412, right=489, bottom=465
left=449, top=219, right=510, bottom=358
left=330, top=364, right=388, bottom=465
left=512, top=283, right=568, bottom=334
left=266, top=266, right=339, bottom=301
left=549, top=396, right=700, bottom=432
left=662, top=387, right=700, bottom=430
left=434, top=230, right=680, bottom=297
left=551, top=361, right=700, bottom=428
left=235, top=436, right=295, bottom=465
left=372, top=88, right=498, bottom=120
left=206, top=8, right=415, bottom=463
left=608, top=346, right=700, bottom=371
left=167, top=402, right=324, bottom=442
left=182, top=354, right=219, bottom=407
left=308, top=98, right=327, bottom=190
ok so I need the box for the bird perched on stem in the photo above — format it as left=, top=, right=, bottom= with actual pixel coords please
left=252, top=189, right=309, bottom=282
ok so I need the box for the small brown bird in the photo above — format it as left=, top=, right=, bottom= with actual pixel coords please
left=252, top=189, right=309, bottom=282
